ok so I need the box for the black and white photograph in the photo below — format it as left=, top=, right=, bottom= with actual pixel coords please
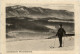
left=6, top=4, right=75, bottom=51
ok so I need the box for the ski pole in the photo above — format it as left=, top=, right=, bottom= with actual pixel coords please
left=63, top=36, right=65, bottom=47
left=63, top=34, right=68, bottom=47
left=54, top=37, right=56, bottom=47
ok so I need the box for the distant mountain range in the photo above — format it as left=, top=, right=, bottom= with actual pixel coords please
left=6, top=5, right=74, bottom=20
left=6, top=5, right=74, bottom=35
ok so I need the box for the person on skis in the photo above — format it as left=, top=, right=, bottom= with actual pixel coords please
left=56, top=24, right=66, bottom=47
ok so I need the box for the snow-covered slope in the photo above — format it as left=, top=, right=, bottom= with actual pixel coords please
left=6, top=5, right=74, bottom=19
left=6, top=36, right=74, bottom=51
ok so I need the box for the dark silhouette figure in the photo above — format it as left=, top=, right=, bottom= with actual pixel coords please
left=56, top=24, right=66, bottom=47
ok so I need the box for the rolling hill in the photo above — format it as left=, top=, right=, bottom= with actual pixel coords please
left=6, top=5, right=75, bottom=38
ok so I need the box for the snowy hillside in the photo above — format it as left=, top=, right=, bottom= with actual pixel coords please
left=6, top=36, right=74, bottom=51
left=6, top=5, right=74, bottom=19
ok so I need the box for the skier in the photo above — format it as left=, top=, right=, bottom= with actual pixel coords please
left=56, top=24, right=66, bottom=47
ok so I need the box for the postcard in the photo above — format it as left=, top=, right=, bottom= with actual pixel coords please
left=0, top=0, right=80, bottom=54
